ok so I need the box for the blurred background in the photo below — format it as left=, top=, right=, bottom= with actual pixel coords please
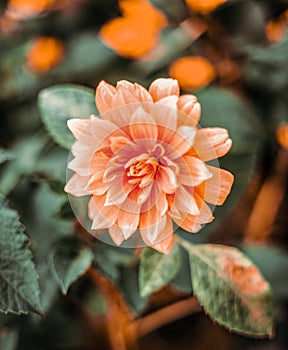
left=1, top=0, right=288, bottom=349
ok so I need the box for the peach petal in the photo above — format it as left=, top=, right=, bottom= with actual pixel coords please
left=193, top=127, right=232, bottom=161
left=177, top=95, right=201, bottom=127
left=117, top=80, right=153, bottom=103
left=89, top=195, right=119, bottom=229
left=118, top=209, right=140, bottom=239
left=95, top=80, right=117, bottom=114
left=156, top=165, right=177, bottom=194
left=140, top=208, right=167, bottom=244
left=177, top=155, right=212, bottom=187
left=129, top=108, right=158, bottom=149
left=150, top=234, right=174, bottom=254
left=67, top=117, right=92, bottom=139
left=68, top=155, right=92, bottom=177
left=148, top=78, right=179, bottom=101
left=174, top=185, right=200, bottom=216
left=105, top=174, right=137, bottom=205
left=112, top=84, right=140, bottom=108
left=110, top=135, right=131, bottom=153
left=174, top=212, right=202, bottom=233
left=166, top=125, right=196, bottom=159
left=108, top=225, right=125, bottom=245
left=144, top=217, right=174, bottom=253
left=200, top=165, right=234, bottom=205
left=64, top=173, right=89, bottom=197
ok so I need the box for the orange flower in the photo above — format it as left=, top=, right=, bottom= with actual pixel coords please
left=265, top=10, right=288, bottom=43
left=185, top=0, right=227, bottom=15
left=169, top=56, right=216, bottom=91
left=65, top=78, right=234, bottom=253
left=276, top=124, right=288, bottom=149
left=99, top=0, right=167, bottom=59
left=7, top=0, right=54, bottom=19
left=26, top=37, right=64, bottom=73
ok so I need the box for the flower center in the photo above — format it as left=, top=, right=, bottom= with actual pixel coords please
left=124, top=143, right=166, bottom=188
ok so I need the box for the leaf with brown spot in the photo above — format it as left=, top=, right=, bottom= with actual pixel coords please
left=180, top=239, right=274, bottom=338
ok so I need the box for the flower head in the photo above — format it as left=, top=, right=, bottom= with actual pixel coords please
left=185, top=0, right=227, bottom=15
left=99, top=0, right=167, bottom=59
left=26, top=36, right=64, bottom=73
left=65, top=78, right=234, bottom=253
left=169, top=56, right=216, bottom=91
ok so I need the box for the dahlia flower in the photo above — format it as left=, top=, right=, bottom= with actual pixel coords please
left=65, top=78, right=234, bottom=253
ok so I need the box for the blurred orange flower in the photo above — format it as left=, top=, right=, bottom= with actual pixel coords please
left=26, top=36, right=64, bottom=73
left=169, top=56, right=216, bottom=90
left=99, top=0, right=167, bottom=59
left=7, top=0, right=54, bottom=19
left=276, top=124, right=288, bottom=149
left=265, top=10, right=288, bottom=43
left=65, top=78, right=233, bottom=253
left=185, top=0, right=227, bottom=15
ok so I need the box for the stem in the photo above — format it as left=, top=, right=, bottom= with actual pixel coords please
left=133, top=296, right=201, bottom=338
left=244, top=148, right=288, bottom=242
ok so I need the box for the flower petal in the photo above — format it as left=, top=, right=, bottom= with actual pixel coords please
left=177, top=155, right=212, bottom=187
left=89, top=195, right=119, bottom=229
left=145, top=217, right=174, bottom=253
left=117, top=80, right=153, bottom=103
left=173, top=185, right=200, bottom=216
left=166, top=126, right=196, bottom=159
left=139, top=207, right=167, bottom=244
left=67, top=117, right=93, bottom=139
left=177, top=95, right=201, bottom=127
left=129, top=108, right=158, bottom=149
left=108, top=224, right=125, bottom=245
left=192, top=127, right=232, bottom=161
left=118, top=209, right=140, bottom=239
left=155, top=165, right=177, bottom=194
left=65, top=173, right=89, bottom=197
left=197, top=165, right=234, bottom=205
left=95, top=80, right=116, bottom=114
left=95, top=80, right=117, bottom=114
left=148, top=78, right=179, bottom=101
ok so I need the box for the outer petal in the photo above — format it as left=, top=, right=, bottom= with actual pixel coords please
left=145, top=217, right=174, bottom=254
left=65, top=173, right=89, bottom=197
left=174, top=212, right=202, bottom=233
left=177, top=95, right=201, bottom=127
left=118, top=209, right=140, bottom=239
left=67, top=117, right=93, bottom=139
left=89, top=195, right=119, bottom=229
left=192, top=127, right=232, bottom=161
left=173, top=185, right=200, bottom=216
left=166, top=126, right=196, bottom=159
left=148, top=78, right=180, bottom=101
left=139, top=208, right=167, bottom=244
left=108, top=224, right=125, bottom=245
left=197, top=165, right=234, bottom=205
left=177, top=155, right=212, bottom=187
left=117, top=80, right=153, bottom=103
left=95, top=80, right=117, bottom=114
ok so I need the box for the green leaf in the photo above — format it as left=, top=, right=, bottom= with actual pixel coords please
left=170, top=246, right=193, bottom=294
left=0, top=134, right=48, bottom=195
left=0, top=149, right=14, bottom=165
left=38, top=84, right=98, bottom=150
left=49, top=237, right=94, bottom=294
left=139, top=244, right=181, bottom=298
left=0, top=329, right=18, bottom=350
left=241, top=244, right=288, bottom=303
left=93, top=241, right=136, bottom=284
left=0, top=195, right=42, bottom=315
left=180, top=239, right=273, bottom=338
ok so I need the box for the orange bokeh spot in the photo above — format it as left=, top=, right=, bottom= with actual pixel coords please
left=265, top=10, right=288, bottom=43
left=26, top=37, right=64, bottom=73
left=99, top=0, right=167, bottom=59
left=185, top=0, right=227, bottom=15
left=276, top=124, right=288, bottom=149
left=169, top=56, right=216, bottom=90
left=7, top=0, right=54, bottom=18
